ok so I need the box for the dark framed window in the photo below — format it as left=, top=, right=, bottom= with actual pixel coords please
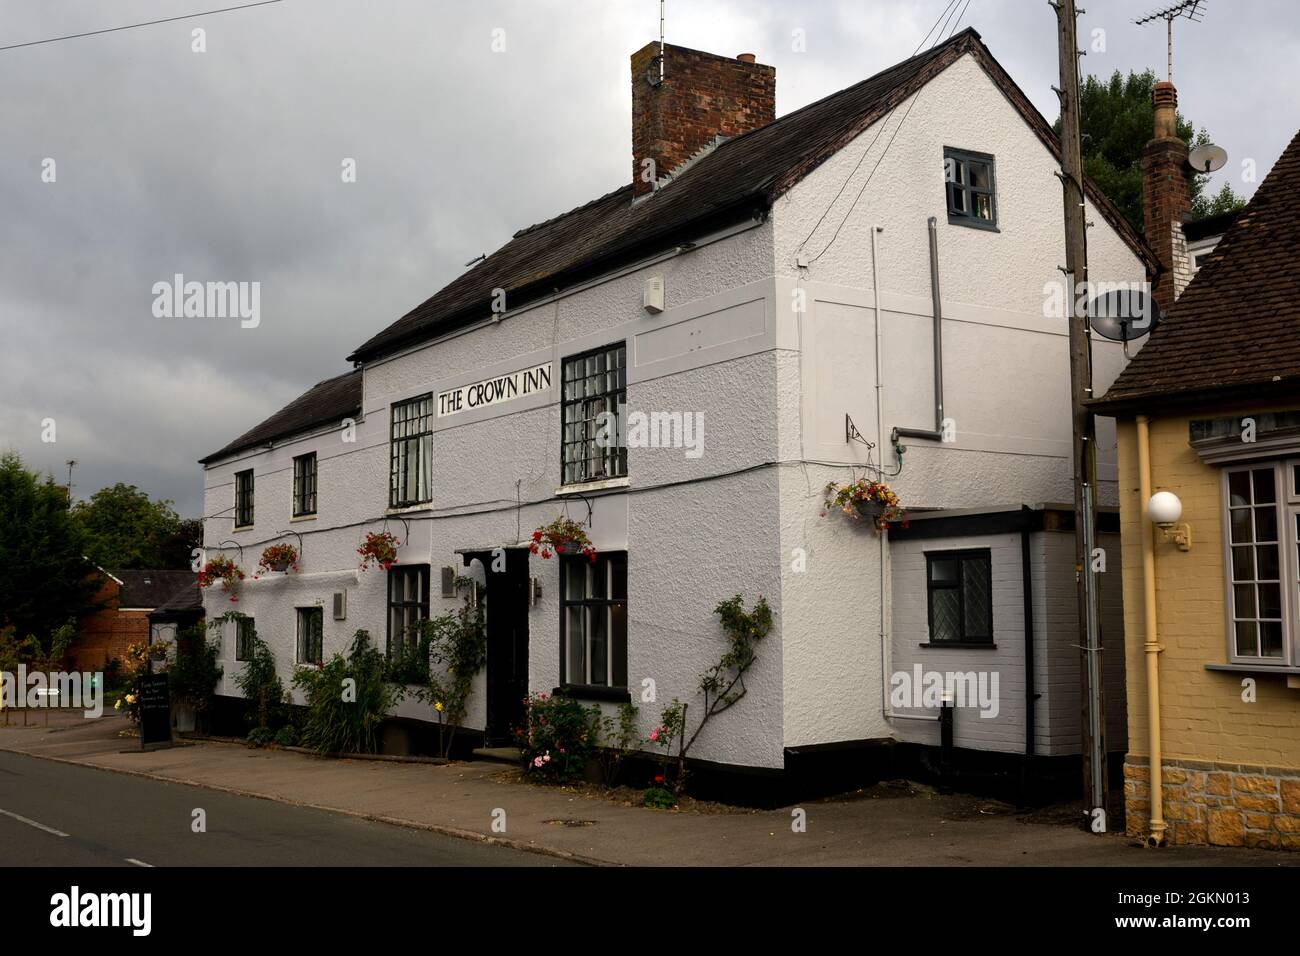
left=296, top=607, right=323, bottom=665
left=944, top=147, right=997, bottom=229
left=293, top=452, right=317, bottom=517
left=234, top=469, right=254, bottom=528
left=235, top=617, right=256, bottom=662
left=561, top=344, right=628, bottom=486
left=926, top=549, right=993, bottom=644
left=390, top=395, right=433, bottom=507
left=387, top=565, right=430, bottom=658
left=560, top=552, right=627, bottom=689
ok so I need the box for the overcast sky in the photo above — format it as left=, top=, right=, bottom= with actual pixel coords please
left=2, top=0, right=1294, bottom=517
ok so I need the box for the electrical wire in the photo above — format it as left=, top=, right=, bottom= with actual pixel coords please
left=807, top=0, right=974, bottom=265
left=0, top=1, right=284, bottom=53
left=794, top=0, right=960, bottom=260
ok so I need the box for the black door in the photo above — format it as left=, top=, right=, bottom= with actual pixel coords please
left=484, top=548, right=530, bottom=746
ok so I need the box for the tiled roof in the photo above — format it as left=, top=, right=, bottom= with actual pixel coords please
left=1094, top=127, right=1300, bottom=414
left=149, top=580, right=203, bottom=617
left=200, top=369, right=361, bottom=464
left=110, top=570, right=197, bottom=610
left=347, top=28, right=1153, bottom=364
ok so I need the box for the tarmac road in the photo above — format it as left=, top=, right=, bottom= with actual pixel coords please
left=0, top=750, right=573, bottom=867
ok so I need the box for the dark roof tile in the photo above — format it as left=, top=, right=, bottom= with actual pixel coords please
left=200, top=369, right=361, bottom=464
left=109, top=570, right=197, bottom=610
left=1094, top=127, right=1300, bottom=414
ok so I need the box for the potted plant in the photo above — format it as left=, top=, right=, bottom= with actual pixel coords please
left=358, top=530, right=400, bottom=571
left=821, top=479, right=906, bottom=532
left=529, top=516, right=596, bottom=561
left=197, top=555, right=245, bottom=602
left=258, top=542, right=299, bottom=575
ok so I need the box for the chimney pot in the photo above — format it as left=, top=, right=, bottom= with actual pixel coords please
left=1152, top=80, right=1179, bottom=141
left=737, top=53, right=756, bottom=63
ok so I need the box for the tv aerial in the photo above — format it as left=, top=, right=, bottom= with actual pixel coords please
left=1135, top=0, right=1205, bottom=84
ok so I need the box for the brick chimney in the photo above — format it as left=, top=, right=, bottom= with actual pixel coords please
left=1141, top=81, right=1193, bottom=313
left=631, top=42, right=776, bottom=198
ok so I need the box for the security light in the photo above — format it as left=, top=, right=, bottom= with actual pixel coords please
left=1148, top=491, right=1191, bottom=550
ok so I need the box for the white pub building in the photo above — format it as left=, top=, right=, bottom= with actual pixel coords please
left=201, top=30, right=1152, bottom=797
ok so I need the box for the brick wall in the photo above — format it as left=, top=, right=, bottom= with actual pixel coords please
left=69, top=577, right=149, bottom=672
left=1140, top=82, right=1192, bottom=315
left=630, top=42, right=775, bottom=197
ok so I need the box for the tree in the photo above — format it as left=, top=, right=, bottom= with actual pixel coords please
left=71, top=483, right=186, bottom=570
left=0, top=452, right=98, bottom=639
left=159, top=517, right=203, bottom=570
left=1055, top=69, right=1246, bottom=234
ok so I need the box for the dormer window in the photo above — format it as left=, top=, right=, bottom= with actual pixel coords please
left=944, top=147, right=997, bottom=230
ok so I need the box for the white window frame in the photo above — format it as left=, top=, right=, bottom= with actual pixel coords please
left=1220, top=461, right=1292, bottom=666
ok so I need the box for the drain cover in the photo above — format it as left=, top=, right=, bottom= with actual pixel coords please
left=542, top=818, right=597, bottom=827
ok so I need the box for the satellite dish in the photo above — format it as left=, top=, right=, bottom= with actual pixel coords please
left=1087, top=288, right=1162, bottom=343
left=1188, top=142, right=1228, bottom=174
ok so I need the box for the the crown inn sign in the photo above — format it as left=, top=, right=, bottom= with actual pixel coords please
left=437, top=361, right=552, bottom=417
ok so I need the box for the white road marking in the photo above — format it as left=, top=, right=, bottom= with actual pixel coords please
left=0, top=806, right=69, bottom=837
left=125, top=858, right=153, bottom=868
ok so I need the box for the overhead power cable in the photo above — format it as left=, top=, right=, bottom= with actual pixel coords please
left=0, top=0, right=284, bottom=53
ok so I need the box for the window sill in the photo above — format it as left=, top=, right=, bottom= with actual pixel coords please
left=1205, top=662, right=1300, bottom=675
left=554, top=684, right=631, bottom=703
left=290, top=513, right=317, bottom=522
left=232, top=525, right=254, bottom=533
left=556, top=477, right=630, bottom=496
left=386, top=503, right=432, bottom=515
left=919, top=641, right=998, bottom=649
left=946, top=215, right=1000, bottom=233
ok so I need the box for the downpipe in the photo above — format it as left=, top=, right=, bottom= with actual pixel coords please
left=1136, top=415, right=1167, bottom=847
left=873, top=224, right=937, bottom=726
left=891, top=216, right=946, bottom=450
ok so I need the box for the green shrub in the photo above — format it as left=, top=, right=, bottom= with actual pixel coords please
left=515, top=691, right=597, bottom=783
left=273, top=725, right=299, bottom=748
left=169, top=624, right=223, bottom=727
left=417, top=581, right=488, bottom=758
left=642, top=787, right=676, bottom=810
left=230, top=624, right=286, bottom=731
left=382, top=627, right=431, bottom=685
left=246, top=726, right=274, bottom=747
left=292, top=631, right=397, bottom=755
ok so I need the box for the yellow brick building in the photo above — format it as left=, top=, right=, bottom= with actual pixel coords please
left=1096, top=123, right=1300, bottom=849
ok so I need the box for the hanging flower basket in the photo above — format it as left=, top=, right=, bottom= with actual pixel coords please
left=358, top=530, right=400, bottom=571
left=530, top=516, right=596, bottom=561
left=258, top=543, right=299, bottom=575
left=197, top=555, right=245, bottom=602
left=821, top=479, right=907, bottom=533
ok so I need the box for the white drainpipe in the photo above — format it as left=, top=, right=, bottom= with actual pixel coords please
left=872, top=224, right=936, bottom=724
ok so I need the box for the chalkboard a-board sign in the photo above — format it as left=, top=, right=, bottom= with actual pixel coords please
left=139, top=673, right=173, bottom=749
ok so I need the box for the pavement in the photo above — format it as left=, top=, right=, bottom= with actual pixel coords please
left=2, top=709, right=1297, bottom=867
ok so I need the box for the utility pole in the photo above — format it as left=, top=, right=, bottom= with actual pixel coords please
left=1051, top=0, right=1107, bottom=830
left=66, top=459, right=77, bottom=499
